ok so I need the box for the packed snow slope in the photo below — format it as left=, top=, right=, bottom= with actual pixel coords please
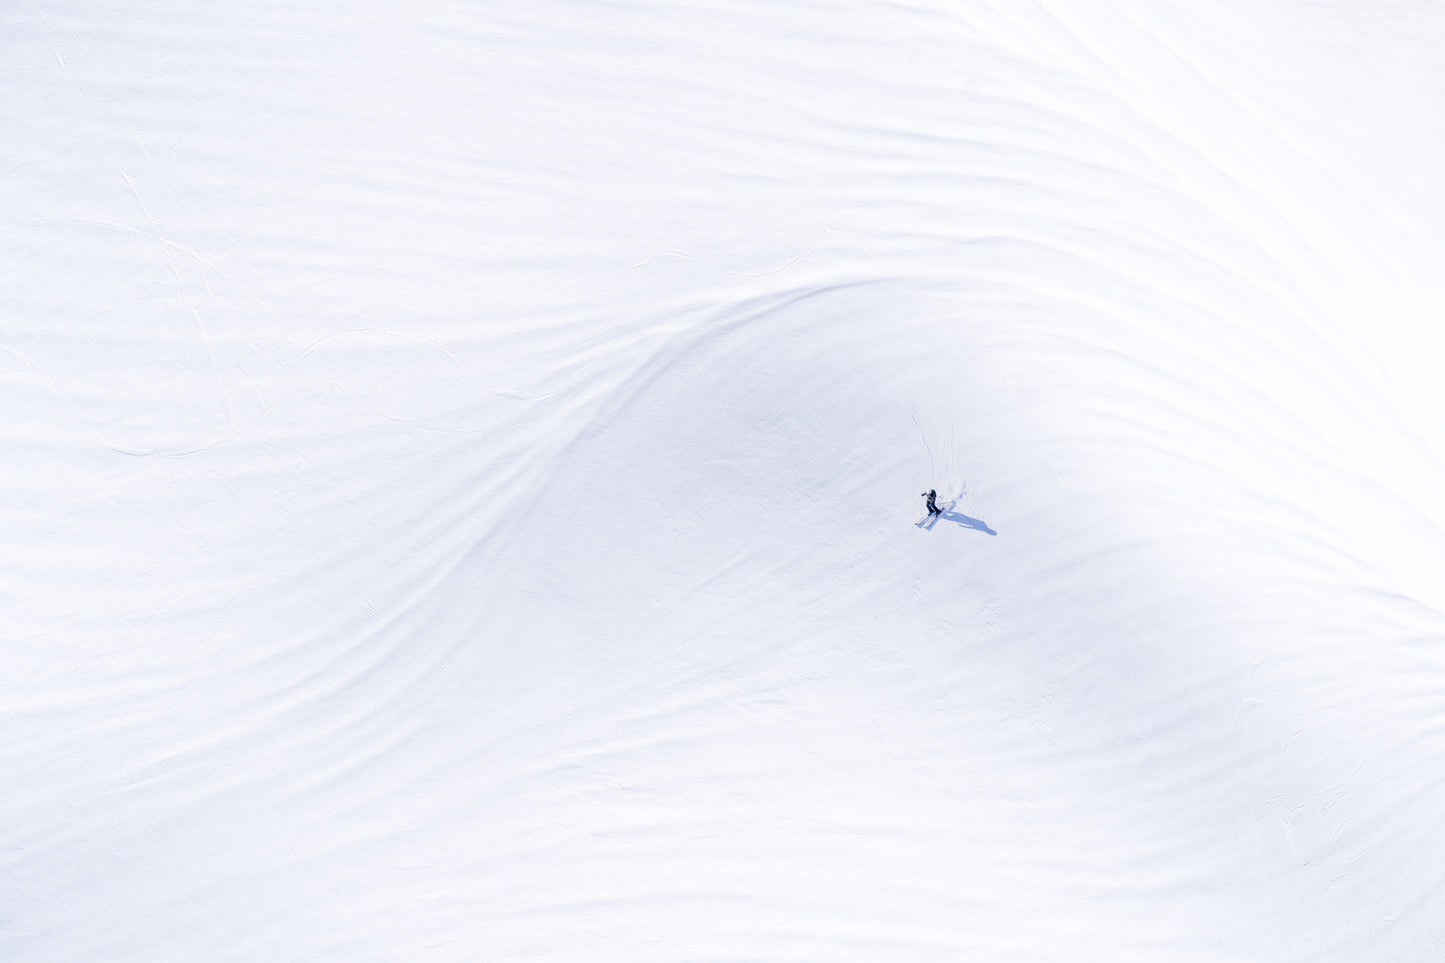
left=6, top=0, right=1445, bottom=959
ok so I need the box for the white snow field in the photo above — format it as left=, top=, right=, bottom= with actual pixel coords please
left=6, top=0, right=1445, bottom=959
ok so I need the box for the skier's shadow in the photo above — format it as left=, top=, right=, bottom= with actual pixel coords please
left=921, top=499, right=997, bottom=535
left=939, top=508, right=996, bottom=535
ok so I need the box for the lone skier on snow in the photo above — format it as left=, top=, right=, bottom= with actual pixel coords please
left=922, top=489, right=941, bottom=516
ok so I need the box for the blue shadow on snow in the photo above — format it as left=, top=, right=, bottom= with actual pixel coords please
left=938, top=510, right=996, bottom=535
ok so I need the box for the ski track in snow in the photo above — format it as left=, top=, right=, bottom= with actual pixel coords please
left=5, top=0, right=1445, bottom=959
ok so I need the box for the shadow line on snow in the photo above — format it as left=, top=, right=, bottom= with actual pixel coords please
left=938, top=510, right=996, bottom=535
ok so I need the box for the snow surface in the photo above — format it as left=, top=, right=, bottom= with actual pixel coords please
left=6, top=0, right=1445, bottom=959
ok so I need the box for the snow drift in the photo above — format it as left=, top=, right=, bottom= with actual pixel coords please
left=5, top=0, right=1445, bottom=959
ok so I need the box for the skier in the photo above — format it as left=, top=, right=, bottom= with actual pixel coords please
left=922, top=489, right=941, bottom=516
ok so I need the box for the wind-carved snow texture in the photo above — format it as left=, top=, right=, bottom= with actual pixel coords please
left=5, top=0, right=1445, bottom=959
